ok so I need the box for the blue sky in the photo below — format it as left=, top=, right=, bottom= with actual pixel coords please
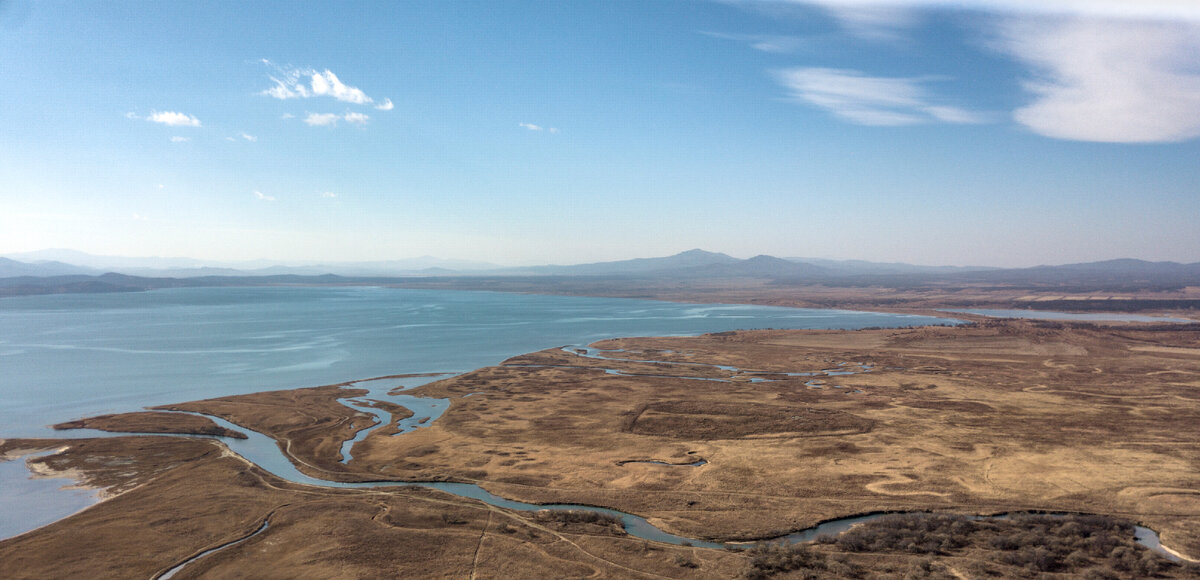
left=1, top=0, right=1198, bottom=267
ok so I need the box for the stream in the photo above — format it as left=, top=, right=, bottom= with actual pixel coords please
left=5, top=345, right=1190, bottom=568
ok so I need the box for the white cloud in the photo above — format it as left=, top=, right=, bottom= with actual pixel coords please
left=280, top=113, right=295, bottom=120
left=774, top=67, right=987, bottom=125
left=321, top=191, right=338, bottom=198
left=700, top=31, right=809, bottom=53
left=520, top=122, right=560, bottom=133
left=148, top=111, right=201, bottom=127
left=756, top=2, right=1200, bottom=143
left=309, top=70, right=371, bottom=104
left=304, top=112, right=369, bottom=127
left=131, top=213, right=148, bottom=221
left=241, top=133, right=257, bottom=142
left=781, top=1, right=1200, bottom=26
left=260, top=64, right=392, bottom=109
left=170, top=136, right=190, bottom=143
left=304, top=113, right=342, bottom=127
left=1000, top=18, right=1200, bottom=143
left=254, top=191, right=276, bottom=202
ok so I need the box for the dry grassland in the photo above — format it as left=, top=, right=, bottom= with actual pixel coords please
left=3, top=319, right=1199, bottom=578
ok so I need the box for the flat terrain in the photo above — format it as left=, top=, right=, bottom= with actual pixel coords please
left=388, top=276, right=1200, bottom=320
left=52, top=411, right=248, bottom=439
left=3, top=319, right=1200, bottom=578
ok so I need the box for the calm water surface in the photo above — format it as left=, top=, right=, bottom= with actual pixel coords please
left=0, top=287, right=953, bottom=438
left=0, top=287, right=956, bottom=540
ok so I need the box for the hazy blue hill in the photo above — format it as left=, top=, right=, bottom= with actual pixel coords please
left=1, top=250, right=500, bottom=278
left=946, top=259, right=1200, bottom=289
left=508, top=249, right=741, bottom=276
left=0, top=257, right=99, bottom=277
left=675, top=255, right=829, bottom=279
left=787, top=257, right=997, bottom=276
left=3, top=249, right=207, bottom=271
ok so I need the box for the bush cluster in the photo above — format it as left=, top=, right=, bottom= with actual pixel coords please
left=836, top=513, right=972, bottom=555
left=531, top=509, right=622, bottom=527
left=742, top=543, right=828, bottom=579
left=832, top=512, right=1176, bottom=576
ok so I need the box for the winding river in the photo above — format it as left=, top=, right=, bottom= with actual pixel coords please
left=0, top=288, right=1189, bottom=567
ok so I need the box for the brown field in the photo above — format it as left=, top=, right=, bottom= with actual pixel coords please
left=3, top=319, right=1200, bottom=578
left=52, top=411, right=248, bottom=439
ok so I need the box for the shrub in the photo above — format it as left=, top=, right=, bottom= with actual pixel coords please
left=743, top=543, right=827, bottom=578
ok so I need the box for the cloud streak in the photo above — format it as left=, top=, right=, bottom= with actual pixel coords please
left=303, top=112, right=370, bottom=127
left=1000, top=18, right=1200, bottom=143
left=261, top=63, right=390, bottom=108
left=774, top=67, right=987, bottom=125
left=254, top=191, right=276, bottom=202
left=519, top=122, right=559, bottom=133
left=782, top=1, right=1200, bottom=23
left=147, top=111, right=201, bottom=127
left=700, top=31, right=809, bottom=53
left=757, top=1, right=1200, bottom=143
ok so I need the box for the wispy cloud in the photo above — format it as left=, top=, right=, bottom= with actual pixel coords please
left=700, top=31, right=809, bottom=53
left=304, top=112, right=369, bottom=127
left=321, top=191, right=338, bottom=198
left=774, top=67, right=987, bottom=125
left=240, top=133, right=257, bottom=142
left=304, top=113, right=341, bottom=127
left=1000, top=18, right=1200, bottom=143
left=260, top=62, right=390, bottom=108
left=754, top=1, right=1200, bottom=143
left=144, top=111, right=201, bottom=127
left=170, top=136, right=190, bottom=143
left=519, top=122, right=559, bottom=133
left=254, top=191, right=276, bottom=202
left=777, top=1, right=1200, bottom=28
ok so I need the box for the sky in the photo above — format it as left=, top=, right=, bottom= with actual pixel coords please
left=1, top=0, right=1198, bottom=268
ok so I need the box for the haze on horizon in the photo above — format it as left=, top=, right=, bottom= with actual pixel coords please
left=1, top=1, right=1198, bottom=269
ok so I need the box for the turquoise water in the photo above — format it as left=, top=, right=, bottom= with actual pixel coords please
left=0, top=287, right=958, bottom=542
left=0, top=287, right=953, bottom=438
left=0, top=288, right=1185, bottom=562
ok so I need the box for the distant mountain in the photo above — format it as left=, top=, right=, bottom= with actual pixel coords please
left=676, top=255, right=829, bottom=279
left=786, top=257, right=996, bottom=276
left=507, top=249, right=741, bottom=276
left=957, top=259, right=1200, bottom=288
left=4, top=249, right=209, bottom=271
left=0, top=250, right=501, bottom=278
left=0, top=257, right=100, bottom=277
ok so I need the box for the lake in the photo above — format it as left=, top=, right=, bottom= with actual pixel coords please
left=0, top=287, right=957, bottom=540
left=0, top=286, right=955, bottom=438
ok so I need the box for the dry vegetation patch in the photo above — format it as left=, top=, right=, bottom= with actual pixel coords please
left=52, top=411, right=247, bottom=439
left=628, top=401, right=873, bottom=439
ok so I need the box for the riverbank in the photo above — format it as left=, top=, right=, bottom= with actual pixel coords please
left=3, top=318, right=1199, bottom=577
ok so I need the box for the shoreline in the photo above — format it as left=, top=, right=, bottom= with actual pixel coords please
left=3, top=299, right=1199, bottom=576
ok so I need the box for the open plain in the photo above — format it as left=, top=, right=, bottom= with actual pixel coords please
left=3, top=318, right=1200, bottom=578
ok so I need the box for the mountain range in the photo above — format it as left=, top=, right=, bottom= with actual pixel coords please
left=3, top=249, right=1200, bottom=298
